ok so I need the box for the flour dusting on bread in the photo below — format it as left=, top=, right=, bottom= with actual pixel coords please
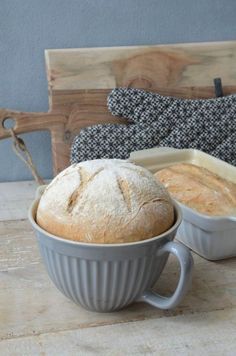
left=37, top=159, right=174, bottom=243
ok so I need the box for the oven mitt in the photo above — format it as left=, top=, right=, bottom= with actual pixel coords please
left=71, top=88, right=236, bottom=165
left=71, top=123, right=143, bottom=162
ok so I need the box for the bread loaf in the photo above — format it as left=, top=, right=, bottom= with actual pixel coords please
left=155, top=163, right=236, bottom=216
left=36, top=159, right=174, bottom=243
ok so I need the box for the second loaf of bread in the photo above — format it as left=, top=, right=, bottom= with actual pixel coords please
left=36, top=159, right=174, bottom=243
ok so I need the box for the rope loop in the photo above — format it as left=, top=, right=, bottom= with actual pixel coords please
left=9, top=128, right=45, bottom=186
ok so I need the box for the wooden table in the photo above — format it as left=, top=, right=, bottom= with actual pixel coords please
left=0, top=181, right=236, bottom=355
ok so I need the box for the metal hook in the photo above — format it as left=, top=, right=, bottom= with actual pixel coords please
left=214, top=78, right=224, bottom=97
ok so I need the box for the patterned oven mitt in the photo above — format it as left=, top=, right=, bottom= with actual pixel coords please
left=71, top=88, right=236, bottom=165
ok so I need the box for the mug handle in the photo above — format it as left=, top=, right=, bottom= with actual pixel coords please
left=137, top=241, right=193, bottom=309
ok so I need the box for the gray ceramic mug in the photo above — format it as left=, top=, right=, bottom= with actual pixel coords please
left=29, top=186, right=193, bottom=312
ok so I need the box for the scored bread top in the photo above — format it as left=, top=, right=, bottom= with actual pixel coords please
left=36, top=159, right=174, bottom=243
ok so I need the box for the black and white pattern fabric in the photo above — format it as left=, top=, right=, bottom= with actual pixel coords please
left=71, top=88, right=236, bottom=166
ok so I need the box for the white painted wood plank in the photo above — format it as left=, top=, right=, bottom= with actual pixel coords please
left=0, top=308, right=236, bottom=356
left=0, top=181, right=49, bottom=221
left=0, top=181, right=37, bottom=221
left=1, top=220, right=236, bottom=341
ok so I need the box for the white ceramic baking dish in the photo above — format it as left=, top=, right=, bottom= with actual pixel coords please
left=129, top=147, right=236, bottom=260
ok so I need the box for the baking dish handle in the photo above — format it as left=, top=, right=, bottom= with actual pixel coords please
left=129, top=146, right=180, bottom=162
left=137, top=241, right=193, bottom=309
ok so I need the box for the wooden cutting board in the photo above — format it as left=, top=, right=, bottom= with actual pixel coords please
left=1, top=40, right=236, bottom=175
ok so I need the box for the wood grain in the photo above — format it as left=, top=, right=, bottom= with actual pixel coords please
left=0, top=180, right=51, bottom=222
left=45, top=41, right=236, bottom=91
left=1, top=218, right=236, bottom=341
left=1, top=41, right=236, bottom=175
left=0, top=109, right=66, bottom=138
left=0, top=181, right=38, bottom=221
left=1, top=309, right=236, bottom=355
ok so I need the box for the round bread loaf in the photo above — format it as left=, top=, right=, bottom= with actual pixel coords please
left=36, top=159, right=174, bottom=243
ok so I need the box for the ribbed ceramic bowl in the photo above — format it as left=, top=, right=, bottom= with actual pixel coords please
left=28, top=187, right=193, bottom=312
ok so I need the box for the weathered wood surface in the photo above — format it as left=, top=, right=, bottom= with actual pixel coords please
left=0, top=180, right=50, bottom=222
left=0, top=181, right=236, bottom=354
left=0, top=181, right=37, bottom=222
left=1, top=218, right=236, bottom=354
left=1, top=309, right=235, bottom=356
left=1, top=41, right=236, bottom=174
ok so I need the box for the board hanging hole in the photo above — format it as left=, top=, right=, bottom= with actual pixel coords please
left=2, top=117, right=16, bottom=130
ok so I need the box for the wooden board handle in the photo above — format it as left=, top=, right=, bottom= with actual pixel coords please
left=0, top=108, right=67, bottom=139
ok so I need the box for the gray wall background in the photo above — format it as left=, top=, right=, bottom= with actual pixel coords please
left=1, top=0, right=236, bottom=182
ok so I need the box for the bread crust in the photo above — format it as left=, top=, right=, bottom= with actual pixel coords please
left=37, top=159, right=174, bottom=243
left=155, top=163, right=236, bottom=216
